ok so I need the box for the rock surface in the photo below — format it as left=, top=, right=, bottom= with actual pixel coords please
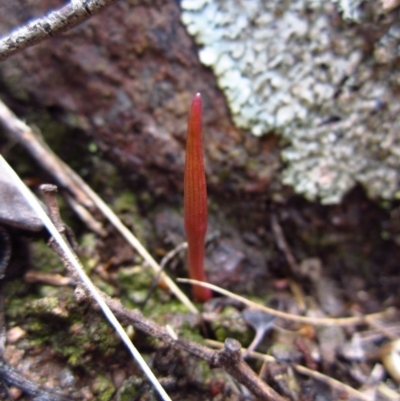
left=181, top=0, right=400, bottom=203
left=0, top=0, right=280, bottom=201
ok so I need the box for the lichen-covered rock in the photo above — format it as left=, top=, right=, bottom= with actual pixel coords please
left=0, top=0, right=280, bottom=201
left=181, top=0, right=400, bottom=203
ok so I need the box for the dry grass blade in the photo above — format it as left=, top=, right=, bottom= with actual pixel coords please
left=74, top=174, right=198, bottom=313
left=205, top=340, right=373, bottom=401
left=178, top=279, right=395, bottom=326
left=0, top=99, right=198, bottom=314
left=0, top=155, right=172, bottom=401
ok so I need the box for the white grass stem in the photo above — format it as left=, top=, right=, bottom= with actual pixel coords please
left=0, top=155, right=172, bottom=401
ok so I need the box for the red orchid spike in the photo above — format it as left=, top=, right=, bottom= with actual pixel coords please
left=184, top=93, right=212, bottom=302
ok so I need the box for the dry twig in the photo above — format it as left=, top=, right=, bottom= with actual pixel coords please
left=0, top=0, right=117, bottom=61
left=206, top=339, right=374, bottom=401
left=33, top=182, right=285, bottom=401
left=0, top=99, right=198, bottom=314
left=77, top=287, right=286, bottom=401
left=178, top=279, right=396, bottom=326
left=0, top=159, right=173, bottom=401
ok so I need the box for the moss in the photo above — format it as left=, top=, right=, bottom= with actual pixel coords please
left=42, top=310, right=121, bottom=368
left=132, top=293, right=207, bottom=344
left=90, top=157, right=123, bottom=193
left=79, top=232, right=98, bottom=271
left=27, top=296, right=61, bottom=314
left=149, top=298, right=191, bottom=316
left=91, top=275, right=117, bottom=297
left=210, top=306, right=252, bottom=346
left=5, top=297, right=26, bottom=321
left=5, top=268, right=123, bottom=370
left=30, top=242, right=64, bottom=273
left=92, top=375, right=115, bottom=401
left=113, top=191, right=137, bottom=213
left=117, top=378, right=157, bottom=401
left=112, top=190, right=152, bottom=247
left=117, top=266, right=155, bottom=307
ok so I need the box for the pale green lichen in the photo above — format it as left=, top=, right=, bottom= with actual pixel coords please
left=181, top=0, right=400, bottom=203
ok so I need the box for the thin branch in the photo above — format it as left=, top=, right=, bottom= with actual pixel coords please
left=178, top=279, right=396, bottom=326
left=0, top=0, right=118, bottom=61
left=63, top=192, right=107, bottom=237
left=160, top=241, right=188, bottom=270
left=0, top=158, right=172, bottom=401
left=33, top=190, right=285, bottom=401
left=74, top=285, right=286, bottom=401
left=0, top=100, right=94, bottom=209
left=205, top=340, right=373, bottom=401
left=0, top=98, right=198, bottom=314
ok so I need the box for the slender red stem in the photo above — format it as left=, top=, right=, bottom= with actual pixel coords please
left=184, top=93, right=212, bottom=302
